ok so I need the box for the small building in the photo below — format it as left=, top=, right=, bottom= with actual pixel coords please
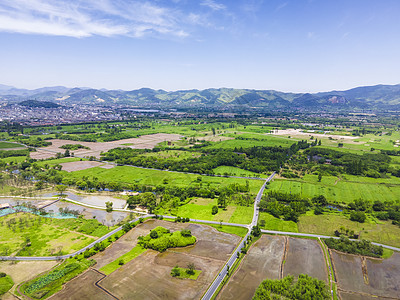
left=0, top=203, right=11, bottom=210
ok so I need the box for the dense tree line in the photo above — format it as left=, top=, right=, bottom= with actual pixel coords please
left=291, top=147, right=392, bottom=177
left=101, top=140, right=311, bottom=175
left=324, top=236, right=383, bottom=258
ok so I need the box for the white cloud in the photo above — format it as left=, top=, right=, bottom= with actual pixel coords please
left=0, top=0, right=190, bottom=38
left=201, top=0, right=226, bottom=11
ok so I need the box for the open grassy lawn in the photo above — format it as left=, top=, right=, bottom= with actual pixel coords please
left=36, top=157, right=84, bottom=166
left=64, top=165, right=264, bottom=193
left=2, top=156, right=28, bottom=164
left=269, top=175, right=400, bottom=204
left=258, top=212, right=298, bottom=232
left=299, top=212, right=400, bottom=248
left=156, top=198, right=254, bottom=224
left=204, top=135, right=295, bottom=150
left=0, top=275, right=13, bottom=296
left=172, top=267, right=202, bottom=280
left=100, top=245, right=146, bottom=275
left=207, top=224, right=248, bottom=237
left=213, top=166, right=266, bottom=178
left=0, top=213, right=112, bottom=256
left=0, top=142, right=25, bottom=149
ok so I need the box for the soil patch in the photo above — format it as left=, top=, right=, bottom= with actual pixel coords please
left=283, top=237, right=328, bottom=282
left=218, top=235, right=285, bottom=300
left=60, top=161, right=104, bottom=172
left=49, top=269, right=114, bottom=300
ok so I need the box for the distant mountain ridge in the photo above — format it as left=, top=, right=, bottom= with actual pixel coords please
left=1, top=83, right=400, bottom=109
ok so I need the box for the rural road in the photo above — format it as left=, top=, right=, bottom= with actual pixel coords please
left=201, top=172, right=275, bottom=300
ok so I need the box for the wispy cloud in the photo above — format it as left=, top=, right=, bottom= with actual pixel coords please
left=0, top=0, right=191, bottom=38
left=201, top=0, right=226, bottom=11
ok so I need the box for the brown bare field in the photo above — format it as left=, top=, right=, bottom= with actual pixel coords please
left=332, top=250, right=400, bottom=298
left=49, top=269, right=114, bottom=300
left=98, top=220, right=240, bottom=300
left=217, top=235, right=285, bottom=300
left=283, top=238, right=328, bottom=282
left=60, top=161, right=104, bottom=172
left=338, top=291, right=385, bottom=300
left=30, top=133, right=182, bottom=159
left=0, top=260, right=57, bottom=295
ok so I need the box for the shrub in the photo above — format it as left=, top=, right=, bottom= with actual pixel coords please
left=350, top=211, right=366, bottom=223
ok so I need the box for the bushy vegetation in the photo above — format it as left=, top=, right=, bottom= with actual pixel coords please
left=138, top=226, right=196, bottom=252
left=324, top=236, right=383, bottom=258
left=253, top=274, right=329, bottom=300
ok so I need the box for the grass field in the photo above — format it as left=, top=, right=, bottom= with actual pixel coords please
left=207, top=224, right=248, bottom=237
left=157, top=198, right=254, bottom=224
left=258, top=212, right=298, bottom=232
left=269, top=175, right=400, bottom=204
left=172, top=267, right=202, bottom=280
left=0, top=275, right=13, bottom=296
left=2, top=156, right=28, bottom=164
left=142, top=150, right=201, bottom=160
left=213, top=166, right=266, bottom=178
left=0, top=213, right=111, bottom=256
left=36, top=157, right=84, bottom=166
left=99, top=245, right=146, bottom=275
left=0, top=142, right=25, bottom=149
left=64, top=165, right=264, bottom=193
left=299, top=212, right=400, bottom=248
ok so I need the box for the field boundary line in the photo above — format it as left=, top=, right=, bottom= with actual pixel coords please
left=280, top=236, right=288, bottom=279
left=336, top=288, right=400, bottom=300
left=91, top=268, right=119, bottom=300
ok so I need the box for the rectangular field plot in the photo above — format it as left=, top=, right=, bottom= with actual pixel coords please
left=331, top=250, right=400, bottom=298
left=96, top=220, right=240, bottom=300
left=282, top=238, right=328, bottom=282
left=217, top=235, right=285, bottom=300
left=270, top=178, right=400, bottom=204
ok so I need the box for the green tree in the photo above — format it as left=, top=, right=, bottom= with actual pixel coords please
left=186, top=263, right=195, bottom=275
left=105, top=201, right=113, bottom=213
left=171, top=265, right=180, bottom=277
left=211, top=205, right=218, bottom=215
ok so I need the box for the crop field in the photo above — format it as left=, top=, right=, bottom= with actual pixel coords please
left=0, top=142, right=25, bottom=149
left=269, top=176, right=400, bottom=204
left=157, top=198, right=254, bottom=224
left=331, top=250, right=400, bottom=299
left=21, top=258, right=94, bottom=299
left=0, top=213, right=111, bottom=256
left=218, top=235, right=285, bottom=300
left=50, top=269, right=113, bottom=300
left=282, top=238, right=328, bottom=282
left=299, top=213, right=400, bottom=248
left=96, top=220, right=240, bottom=300
left=64, top=165, right=265, bottom=193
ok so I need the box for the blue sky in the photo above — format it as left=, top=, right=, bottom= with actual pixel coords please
left=0, top=0, right=399, bottom=92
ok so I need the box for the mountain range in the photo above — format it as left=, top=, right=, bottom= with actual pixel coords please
left=1, top=84, right=400, bottom=109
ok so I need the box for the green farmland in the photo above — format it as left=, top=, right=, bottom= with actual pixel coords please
left=64, top=165, right=265, bottom=193
left=269, top=175, right=400, bottom=204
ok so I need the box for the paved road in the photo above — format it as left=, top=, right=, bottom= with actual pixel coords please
left=201, top=172, right=276, bottom=300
